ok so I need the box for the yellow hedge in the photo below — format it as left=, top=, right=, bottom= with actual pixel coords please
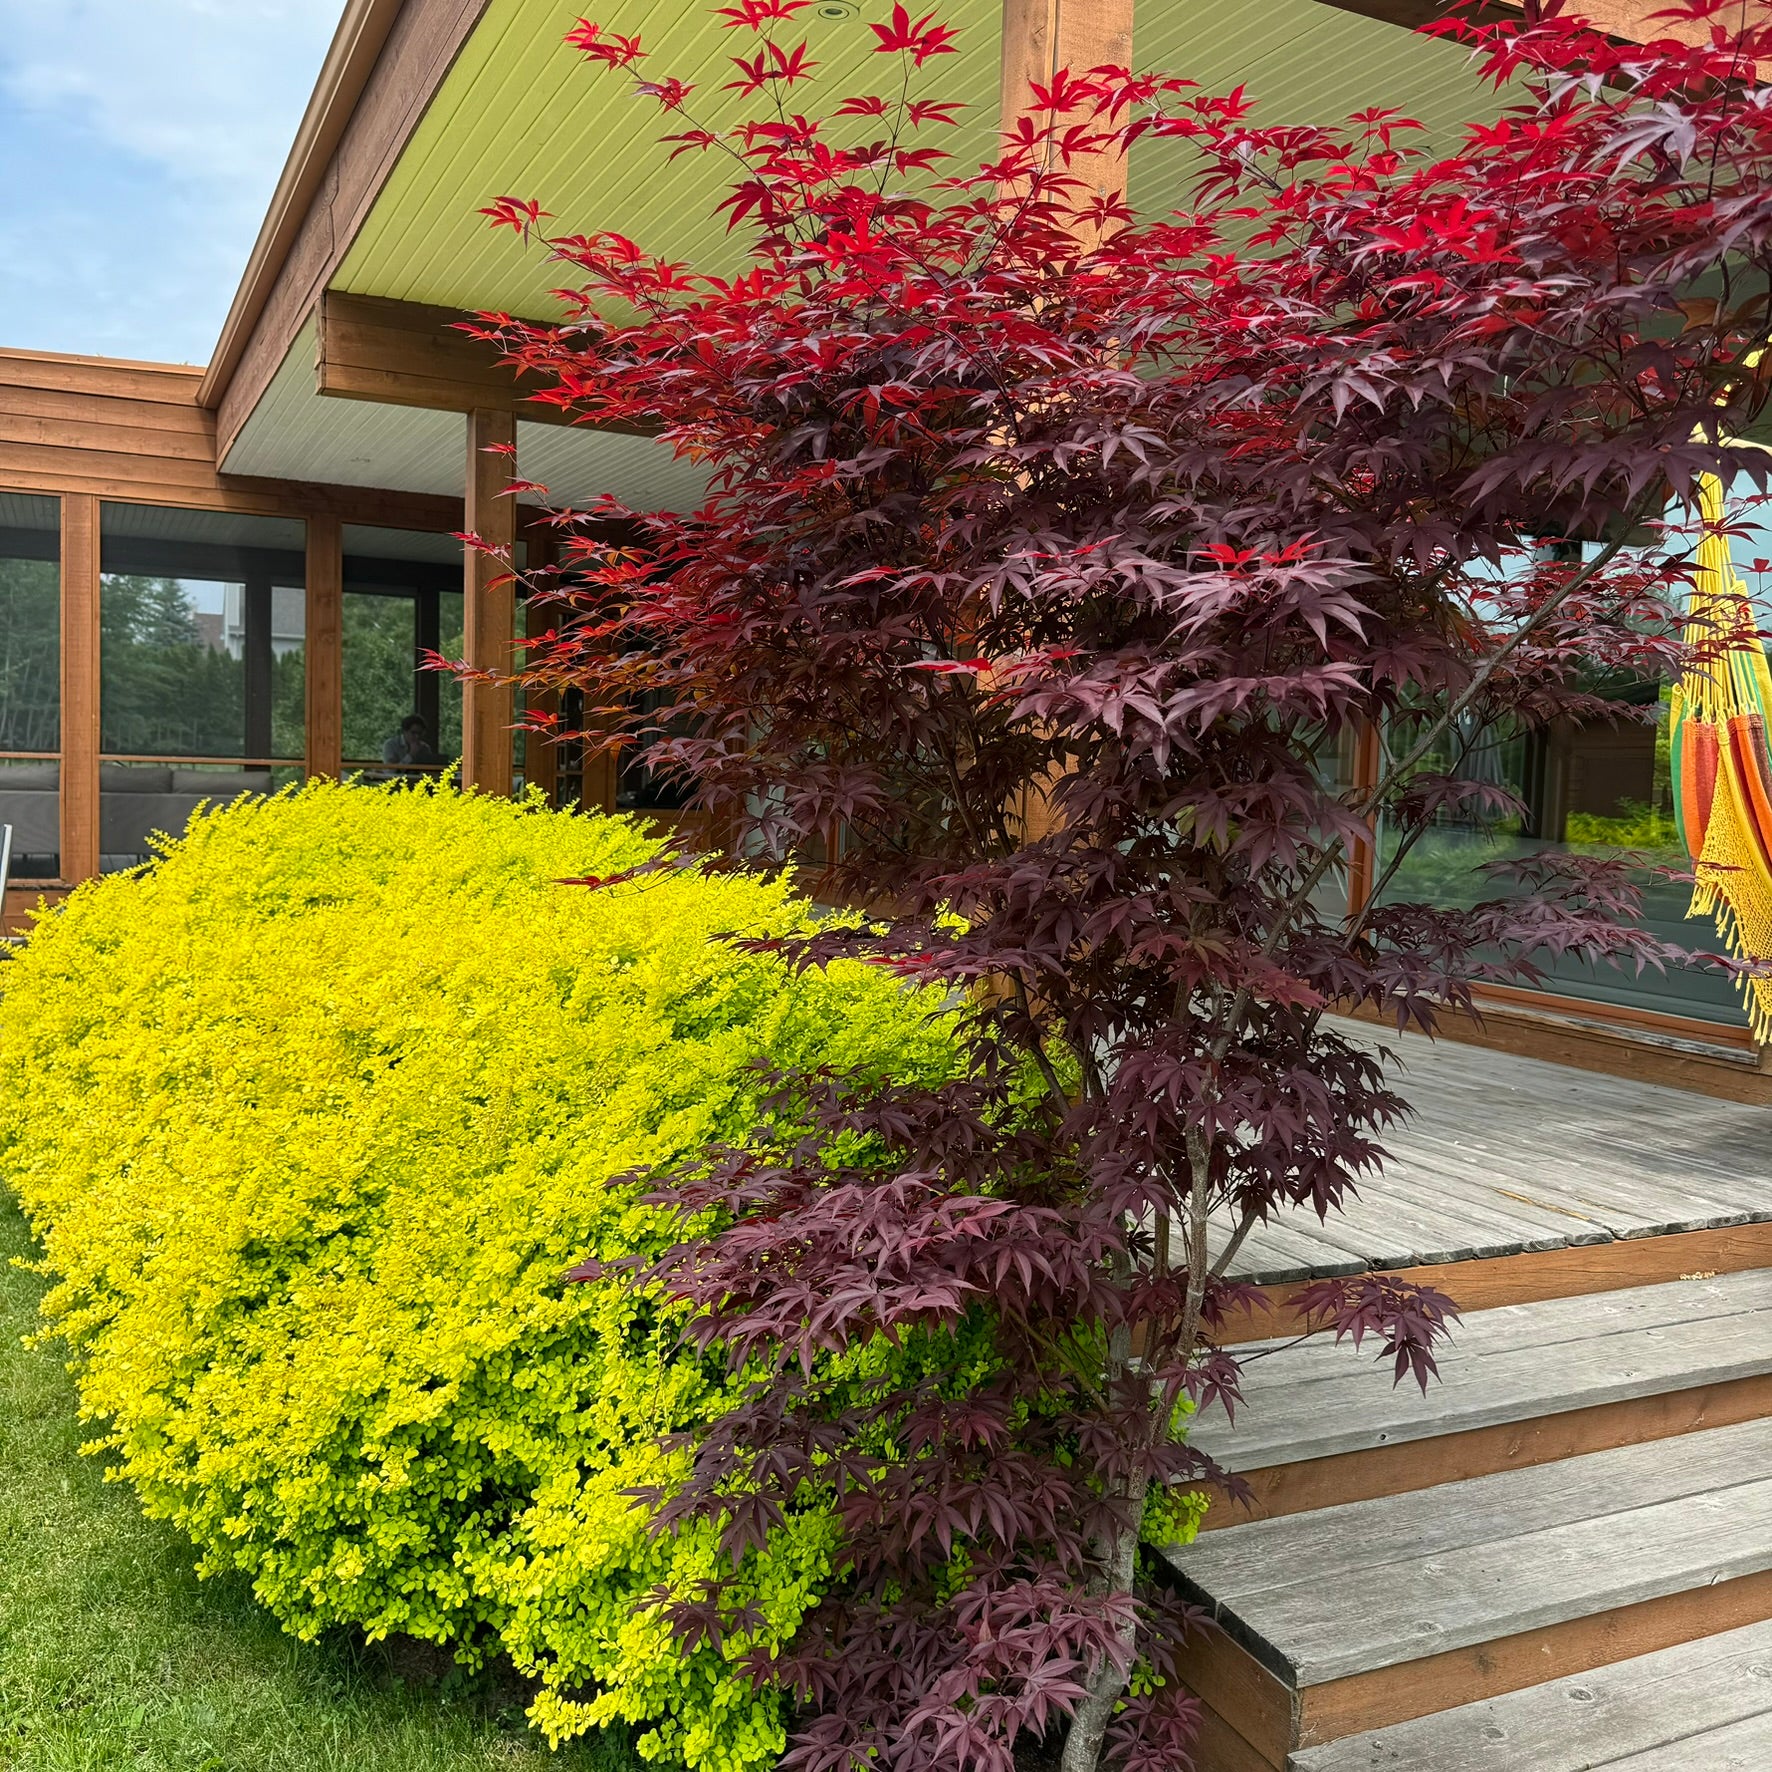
left=0, top=781, right=958, bottom=1771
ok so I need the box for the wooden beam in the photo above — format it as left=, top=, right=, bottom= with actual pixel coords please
left=1297, top=1568, right=1772, bottom=1747
left=463, top=408, right=517, bottom=795
left=1217, top=1222, right=1772, bottom=1345
left=59, top=494, right=100, bottom=884
left=305, top=513, right=345, bottom=779
left=521, top=524, right=558, bottom=804
left=998, top=0, right=1134, bottom=230
left=315, top=292, right=577, bottom=425
left=1200, top=1372, right=1772, bottom=1530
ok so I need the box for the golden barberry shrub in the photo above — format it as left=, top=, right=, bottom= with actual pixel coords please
left=0, top=781, right=959, bottom=1772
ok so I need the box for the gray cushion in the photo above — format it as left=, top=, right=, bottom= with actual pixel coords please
left=0, top=791, right=61, bottom=853
left=170, top=769, right=272, bottom=795
left=0, top=762, right=58, bottom=790
left=101, top=764, right=174, bottom=794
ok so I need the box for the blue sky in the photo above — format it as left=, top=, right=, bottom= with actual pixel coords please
left=0, top=1, right=337, bottom=365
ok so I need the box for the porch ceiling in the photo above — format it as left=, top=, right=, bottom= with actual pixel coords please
left=225, top=317, right=711, bottom=510
left=333, top=0, right=1007, bottom=318
left=330, top=0, right=1493, bottom=322
left=1133, top=0, right=1494, bottom=199
left=221, top=0, right=1498, bottom=509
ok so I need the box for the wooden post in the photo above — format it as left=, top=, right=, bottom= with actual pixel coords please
left=521, top=523, right=558, bottom=805
left=305, top=513, right=344, bottom=778
left=463, top=407, right=517, bottom=795
left=242, top=573, right=275, bottom=762
left=998, top=0, right=1135, bottom=230
left=59, top=494, right=100, bottom=884
left=1346, top=718, right=1382, bottom=916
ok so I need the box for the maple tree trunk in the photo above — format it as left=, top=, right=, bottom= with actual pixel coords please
left=1060, top=1463, right=1151, bottom=1772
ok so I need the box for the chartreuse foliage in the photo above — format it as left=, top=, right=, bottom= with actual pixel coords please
left=0, top=780, right=960, bottom=1772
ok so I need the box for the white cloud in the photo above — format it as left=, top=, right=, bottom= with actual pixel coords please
left=0, top=0, right=335, bottom=216
left=0, top=1, right=338, bottom=359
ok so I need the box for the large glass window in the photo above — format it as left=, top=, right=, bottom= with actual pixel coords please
left=98, top=504, right=305, bottom=869
left=0, top=493, right=61, bottom=877
left=342, top=526, right=465, bottom=778
left=1372, top=692, right=1733, bottom=1022
left=1374, top=538, right=1739, bottom=1028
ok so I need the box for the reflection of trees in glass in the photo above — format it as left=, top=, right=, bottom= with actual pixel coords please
left=438, top=593, right=463, bottom=759
left=342, top=594, right=413, bottom=763
left=342, top=592, right=463, bottom=764
left=0, top=556, right=58, bottom=752
left=101, top=576, right=303, bottom=759
left=272, top=649, right=305, bottom=760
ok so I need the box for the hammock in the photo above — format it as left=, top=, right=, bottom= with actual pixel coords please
left=1669, top=472, right=1772, bottom=1039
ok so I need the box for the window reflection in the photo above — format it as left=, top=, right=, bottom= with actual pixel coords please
left=0, top=493, right=61, bottom=877
left=98, top=503, right=305, bottom=869
left=1375, top=539, right=1737, bottom=1025
left=341, top=526, right=467, bottom=779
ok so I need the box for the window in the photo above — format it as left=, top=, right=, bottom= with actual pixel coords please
left=98, top=503, right=305, bottom=868
left=341, top=526, right=465, bottom=778
left=1373, top=538, right=1738, bottom=1028
left=0, top=493, right=60, bottom=877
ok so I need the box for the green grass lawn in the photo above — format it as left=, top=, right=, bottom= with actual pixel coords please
left=0, top=1199, right=640, bottom=1772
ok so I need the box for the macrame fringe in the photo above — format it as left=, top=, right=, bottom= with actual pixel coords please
left=1675, top=473, right=1772, bottom=1045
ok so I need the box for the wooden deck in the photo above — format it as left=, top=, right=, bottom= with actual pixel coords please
left=1212, top=1022, right=1772, bottom=1285
left=1175, top=1027, right=1771, bottom=1770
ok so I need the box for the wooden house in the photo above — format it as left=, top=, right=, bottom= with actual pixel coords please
left=0, top=6, right=1767, bottom=1765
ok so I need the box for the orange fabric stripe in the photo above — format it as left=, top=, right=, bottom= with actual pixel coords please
left=1682, top=721, right=1721, bottom=858
left=1726, top=714, right=1772, bottom=875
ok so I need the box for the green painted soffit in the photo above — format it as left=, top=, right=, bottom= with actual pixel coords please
left=1131, top=0, right=1503, bottom=215
left=335, top=0, right=1502, bottom=322
left=335, top=0, right=1006, bottom=319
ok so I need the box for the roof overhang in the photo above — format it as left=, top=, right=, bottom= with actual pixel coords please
left=202, top=0, right=1670, bottom=514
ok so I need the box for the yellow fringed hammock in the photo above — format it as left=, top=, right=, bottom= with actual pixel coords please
left=1669, top=472, right=1772, bottom=1039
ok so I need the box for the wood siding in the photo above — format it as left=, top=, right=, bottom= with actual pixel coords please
left=0, top=347, right=463, bottom=529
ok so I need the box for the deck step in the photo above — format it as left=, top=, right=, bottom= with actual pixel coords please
left=1195, top=1269, right=1772, bottom=1522
left=1289, top=1618, right=1772, bottom=1770
left=1166, top=1420, right=1772, bottom=1765
left=1215, top=1023, right=1772, bottom=1286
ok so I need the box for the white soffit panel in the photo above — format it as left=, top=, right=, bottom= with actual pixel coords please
left=516, top=422, right=709, bottom=515
left=224, top=318, right=708, bottom=511
left=224, top=317, right=464, bottom=494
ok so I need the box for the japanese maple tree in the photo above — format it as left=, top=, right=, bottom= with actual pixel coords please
left=464, top=2, right=1772, bottom=1766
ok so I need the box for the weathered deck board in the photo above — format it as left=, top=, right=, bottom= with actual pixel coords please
left=1603, top=1712, right=1772, bottom=1771
left=1213, top=1023, right=1772, bottom=1282
left=1290, top=1618, right=1772, bottom=1771
left=1166, top=1420, right=1772, bottom=1685
left=1191, top=1269, right=1772, bottom=1472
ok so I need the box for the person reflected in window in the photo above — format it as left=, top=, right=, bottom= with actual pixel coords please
left=381, top=714, right=443, bottom=775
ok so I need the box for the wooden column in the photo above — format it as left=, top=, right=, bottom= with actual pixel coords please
left=59, top=494, right=100, bottom=884
left=463, top=407, right=517, bottom=795
left=305, top=513, right=344, bottom=778
left=242, top=573, right=275, bottom=763
left=999, top=0, right=1135, bottom=224
left=1346, top=719, right=1382, bottom=917
left=581, top=718, right=619, bottom=814
left=521, top=523, right=558, bottom=805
